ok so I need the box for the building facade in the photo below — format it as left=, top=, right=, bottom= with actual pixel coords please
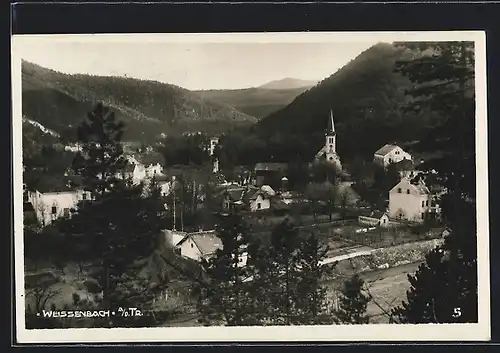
left=388, top=178, right=431, bottom=223
left=25, top=189, right=92, bottom=226
left=373, top=144, right=412, bottom=169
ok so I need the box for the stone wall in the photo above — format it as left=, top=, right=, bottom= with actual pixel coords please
left=328, top=238, right=444, bottom=279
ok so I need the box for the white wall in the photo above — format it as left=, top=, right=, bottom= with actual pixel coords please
left=179, top=237, right=203, bottom=261
left=389, top=180, right=430, bottom=222
left=30, top=190, right=91, bottom=226
left=382, top=147, right=412, bottom=168
left=249, top=194, right=271, bottom=212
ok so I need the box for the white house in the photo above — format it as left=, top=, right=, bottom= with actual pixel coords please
left=388, top=178, right=431, bottom=223
left=25, top=189, right=92, bottom=226
left=358, top=211, right=390, bottom=228
left=373, top=144, right=412, bottom=169
left=117, top=160, right=165, bottom=186
left=176, top=231, right=222, bottom=262
left=248, top=185, right=275, bottom=212
left=175, top=230, right=248, bottom=267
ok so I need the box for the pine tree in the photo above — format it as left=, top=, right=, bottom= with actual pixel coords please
left=334, top=274, right=370, bottom=324
left=391, top=42, right=478, bottom=323
left=55, top=103, right=170, bottom=327
left=196, top=211, right=257, bottom=326
left=72, top=102, right=128, bottom=198
left=295, top=232, right=333, bottom=325
left=265, top=219, right=303, bottom=325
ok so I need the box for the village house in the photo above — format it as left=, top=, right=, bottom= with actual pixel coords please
left=373, top=144, right=412, bottom=169
left=117, top=155, right=165, bottom=185
left=176, top=230, right=248, bottom=267
left=220, top=186, right=249, bottom=210
left=24, top=188, right=93, bottom=226
left=247, top=185, right=276, bottom=212
left=314, top=109, right=342, bottom=172
left=358, top=210, right=390, bottom=228
left=254, top=162, right=288, bottom=190
left=388, top=178, right=435, bottom=223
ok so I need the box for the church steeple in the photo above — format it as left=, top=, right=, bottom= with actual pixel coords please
left=326, top=109, right=335, bottom=135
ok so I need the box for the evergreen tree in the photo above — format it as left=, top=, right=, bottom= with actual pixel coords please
left=72, top=102, right=128, bottom=198
left=56, top=103, right=170, bottom=327
left=391, top=42, right=477, bottom=323
left=295, top=232, right=333, bottom=325
left=196, top=211, right=257, bottom=326
left=56, top=181, right=169, bottom=326
left=334, top=274, right=370, bottom=324
left=265, top=219, right=303, bottom=325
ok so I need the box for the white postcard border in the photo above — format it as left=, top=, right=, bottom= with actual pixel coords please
left=11, top=31, right=490, bottom=343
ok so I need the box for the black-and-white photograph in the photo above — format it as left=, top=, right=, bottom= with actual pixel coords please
left=12, top=32, right=489, bottom=343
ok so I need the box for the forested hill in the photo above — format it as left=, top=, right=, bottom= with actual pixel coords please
left=253, top=43, right=444, bottom=161
left=21, top=61, right=257, bottom=142
left=193, top=86, right=312, bottom=119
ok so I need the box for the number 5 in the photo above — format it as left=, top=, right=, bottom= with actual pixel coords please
left=452, top=307, right=462, bottom=318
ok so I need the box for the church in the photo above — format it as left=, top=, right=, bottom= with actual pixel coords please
left=314, top=109, right=342, bottom=172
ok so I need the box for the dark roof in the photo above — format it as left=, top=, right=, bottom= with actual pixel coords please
left=394, top=159, right=415, bottom=171
left=326, top=109, right=336, bottom=134
left=223, top=187, right=247, bottom=202
left=374, top=144, right=398, bottom=156
left=360, top=210, right=387, bottom=219
left=254, top=162, right=289, bottom=172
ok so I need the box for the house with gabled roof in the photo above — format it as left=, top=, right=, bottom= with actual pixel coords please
left=373, top=144, right=412, bottom=169
left=177, top=230, right=223, bottom=262
left=358, top=210, right=390, bottom=228
left=388, top=178, right=432, bottom=223
left=247, top=185, right=276, bottom=212
left=220, top=186, right=250, bottom=210
left=176, top=230, right=248, bottom=266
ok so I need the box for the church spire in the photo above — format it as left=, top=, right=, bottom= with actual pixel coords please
left=326, top=109, right=335, bottom=135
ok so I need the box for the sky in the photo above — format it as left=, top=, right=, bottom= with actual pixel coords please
left=15, top=35, right=379, bottom=90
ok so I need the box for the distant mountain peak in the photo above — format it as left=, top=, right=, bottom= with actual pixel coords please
left=258, top=77, right=318, bottom=90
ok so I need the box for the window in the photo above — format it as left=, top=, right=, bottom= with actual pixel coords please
left=421, top=201, right=425, bottom=207
left=397, top=188, right=402, bottom=193
left=426, top=200, right=429, bottom=207
left=191, top=243, right=194, bottom=248
left=421, top=213, right=425, bottom=219
left=388, top=158, right=392, bottom=163
left=63, top=208, right=70, bottom=217
left=83, top=193, right=87, bottom=200
left=257, top=203, right=261, bottom=209
left=406, top=190, right=410, bottom=194
left=51, top=206, right=57, bottom=214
